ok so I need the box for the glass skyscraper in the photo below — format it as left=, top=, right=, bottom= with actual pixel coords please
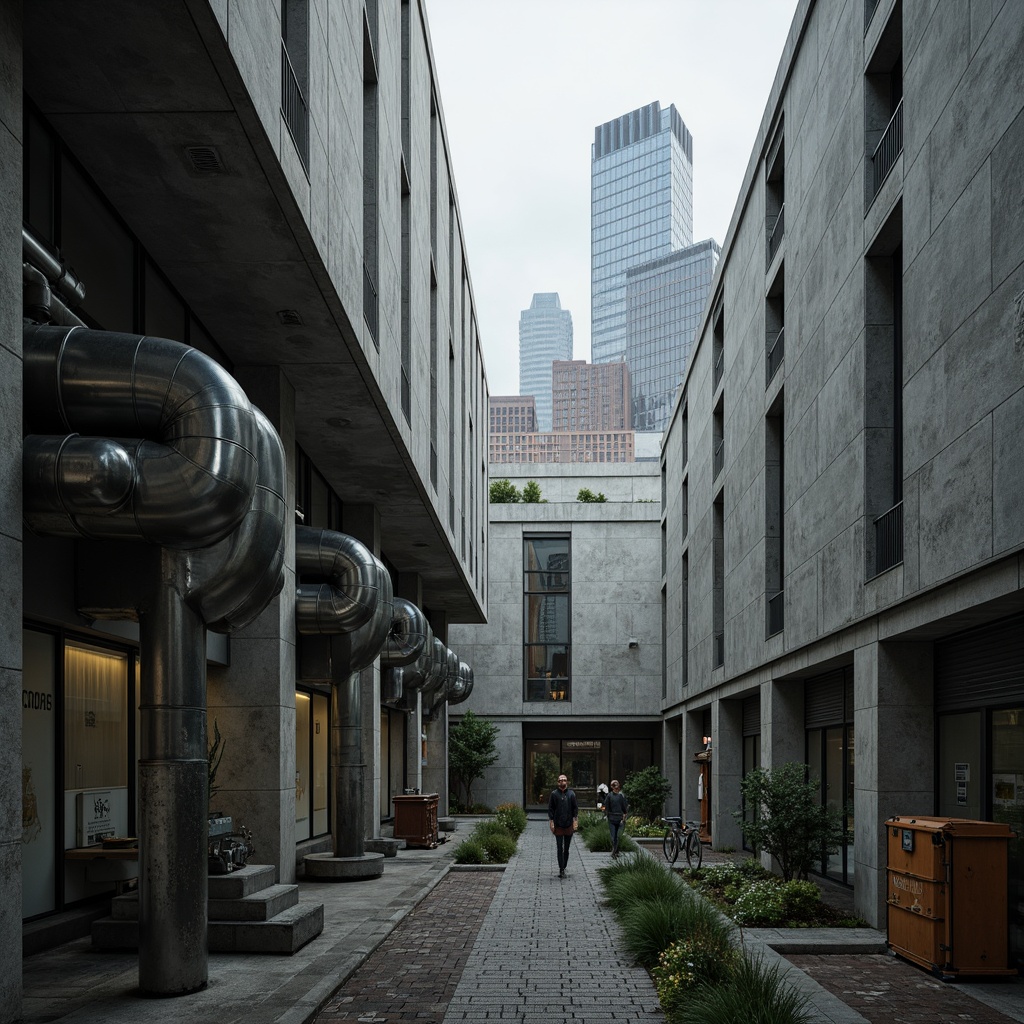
left=626, top=239, right=720, bottom=432
left=591, top=101, right=693, bottom=368
left=519, top=292, right=573, bottom=432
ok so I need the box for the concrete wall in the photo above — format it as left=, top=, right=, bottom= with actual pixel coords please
left=0, top=0, right=23, bottom=1016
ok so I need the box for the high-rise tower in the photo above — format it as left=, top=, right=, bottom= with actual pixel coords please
left=591, top=101, right=693, bottom=367
left=519, top=292, right=573, bottom=431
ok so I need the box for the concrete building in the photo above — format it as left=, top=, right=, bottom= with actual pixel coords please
left=448, top=463, right=662, bottom=811
left=660, top=0, right=1024, bottom=966
left=551, top=359, right=631, bottom=432
left=626, top=239, right=720, bottom=433
left=591, top=101, right=693, bottom=366
left=518, top=293, right=573, bottom=432
left=4, top=0, right=486, bottom=1014
left=489, top=430, right=635, bottom=466
left=490, top=396, right=538, bottom=436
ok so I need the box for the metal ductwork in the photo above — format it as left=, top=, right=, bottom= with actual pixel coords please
left=448, top=660, right=475, bottom=706
left=332, top=555, right=394, bottom=675
left=424, top=644, right=461, bottom=719
left=23, top=226, right=87, bottom=307
left=22, top=324, right=284, bottom=996
left=191, top=408, right=288, bottom=632
left=295, top=527, right=380, bottom=635
left=381, top=598, right=429, bottom=668
left=23, top=325, right=259, bottom=548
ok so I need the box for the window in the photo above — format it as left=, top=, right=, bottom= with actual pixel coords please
left=866, top=4, right=903, bottom=200
left=295, top=687, right=330, bottom=842
left=766, top=267, right=784, bottom=386
left=765, top=396, right=785, bottom=637
left=281, top=0, right=310, bottom=172
left=765, top=125, right=784, bottom=268
left=524, top=536, right=571, bottom=701
left=362, top=12, right=379, bottom=347
left=712, top=496, right=724, bottom=669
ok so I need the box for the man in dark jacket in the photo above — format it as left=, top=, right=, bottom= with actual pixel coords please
left=548, top=773, right=579, bottom=878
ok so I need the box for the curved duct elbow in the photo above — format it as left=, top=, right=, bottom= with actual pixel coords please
left=334, top=557, right=394, bottom=675
left=23, top=325, right=258, bottom=547
left=381, top=598, right=429, bottom=668
left=295, top=527, right=379, bottom=635
left=448, top=661, right=474, bottom=706
left=191, top=408, right=288, bottom=632
left=23, top=227, right=86, bottom=307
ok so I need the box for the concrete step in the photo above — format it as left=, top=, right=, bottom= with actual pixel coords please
left=207, top=863, right=277, bottom=900
left=91, top=916, right=138, bottom=950
left=109, top=891, right=138, bottom=921
left=208, top=902, right=324, bottom=954
left=209, top=883, right=298, bottom=922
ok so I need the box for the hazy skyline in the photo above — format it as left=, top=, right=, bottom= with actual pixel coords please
left=423, top=0, right=801, bottom=397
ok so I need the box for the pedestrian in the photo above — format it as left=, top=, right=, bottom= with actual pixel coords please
left=548, top=773, right=578, bottom=878
left=604, top=779, right=629, bottom=857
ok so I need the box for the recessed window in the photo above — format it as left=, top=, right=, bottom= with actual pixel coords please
left=524, top=536, right=571, bottom=701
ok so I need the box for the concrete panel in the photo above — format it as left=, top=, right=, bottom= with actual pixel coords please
left=901, top=142, right=931, bottom=269
left=918, top=417, right=993, bottom=587
left=819, top=340, right=863, bottom=473
left=993, top=385, right=1024, bottom=554
left=903, top=164, right=991, bottom=381
left=783, top=554, right=819, bottom=651
left=991, top=104, right=1024, bottom=289
left=0, top=667, right=18, bottom=841
left=0, top=343, right=21, bottom=544
left=820, top=523, right=864, bottom=633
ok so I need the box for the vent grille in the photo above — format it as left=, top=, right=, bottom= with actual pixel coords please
left=277, top=309, right=303, bottom=326
left=185, top=146, right=225, bottom=175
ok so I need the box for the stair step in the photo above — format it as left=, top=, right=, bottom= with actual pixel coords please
left=91, top=917, right=138, bottom=950
left=209, top=884, right=298, bottom=922
left=208, top=902, right=324, bottom=954
left=207, top=864, right=277, bottom=900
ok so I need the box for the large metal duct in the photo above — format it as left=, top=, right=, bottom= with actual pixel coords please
left=21, top=324, right=278, bottom=996
left=448, top=661, right=475, bottom=706
left=381, top=598, right=429, bottom=668
left=424, top=645, right=461, bottom=719
left=191, top=408, right=288, bottom=632
left=23, top=325, right=258, bottom=547
left=294, top=526, right=380, bottom=635
left=383, top=623, right=437, bottom=706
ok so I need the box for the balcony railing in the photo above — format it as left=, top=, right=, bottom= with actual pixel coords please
left=713, top=631, right=724, bottom=669
left=873, top=500, right=904, bottom=576
left=872, top=98, right=903, bottom=195
left=766, top=590, right=784, bottom=637
left=363, top=263, right=378, bottom=347
left=281, top=43, right=309, bottom=173
left=766, top=326, right=785, bottom=386
left=713, top=349, right=724, bottom=391
left=713, top=438, right=724, bottom=479
left=766, top=203, right=785, bottom=267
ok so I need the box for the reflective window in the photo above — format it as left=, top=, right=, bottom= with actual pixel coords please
left=524, top=535, right=571, bottom=701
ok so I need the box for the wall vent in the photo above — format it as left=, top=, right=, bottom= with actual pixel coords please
left=185, top=146, right=225, bottom=175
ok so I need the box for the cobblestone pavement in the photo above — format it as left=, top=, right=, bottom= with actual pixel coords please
left=314, top=871, right=501, bottom=1024
left=785, top=954, right=1022, bottom=1024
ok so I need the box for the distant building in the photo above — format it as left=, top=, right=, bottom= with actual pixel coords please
left=626, top=239, right=720, bottom=433
left=489, top=428, right=634, bottom=465
left=551, top=359, right=631, bottom=432
left=519, top=293, right=573, bottom=431
left=591, top=101, right=693, bottom=367
left=490, top=395, right=538, bottom=436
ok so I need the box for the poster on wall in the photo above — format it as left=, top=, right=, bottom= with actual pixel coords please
left=76, top=790, right=114, bottom=846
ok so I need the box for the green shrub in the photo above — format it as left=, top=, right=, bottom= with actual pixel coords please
left=453, top=839, right=487, bottom=864
left=583, top=823, right=638, bottom=854
left=478, top=830, right=517, bottom=863
left=676, top=952, right=812, bottom=1024
left=781, top=880, right=822, bottom=923
left=653, top=932, right=739, bottom=1017
left=619, top=896, right=695, bottom=969
left=469, top=802, right=492, bottom=814
left=473, top=818, right=513, bottom=840
left=732, top=880, right=786, bottom=925
left=494, top=803, right=527, bottom=837
left=604, top=864, right=685, bottom=913
left=622, top=765, right=672, bottom=823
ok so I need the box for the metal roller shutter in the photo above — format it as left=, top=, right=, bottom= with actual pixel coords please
left=935, top=613, right=1024, bottom=711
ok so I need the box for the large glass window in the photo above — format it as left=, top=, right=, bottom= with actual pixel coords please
left=524, top=536, right=571, bottom=701
left=295, top=687, right=330, bottom=843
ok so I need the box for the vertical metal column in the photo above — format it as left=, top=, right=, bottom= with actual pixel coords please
left=138, top=549, right=209, bottom=994
left=331, top=654, right=364, bottom=859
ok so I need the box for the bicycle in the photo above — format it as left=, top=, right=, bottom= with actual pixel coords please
left=660, top=816, right=703, bottom=868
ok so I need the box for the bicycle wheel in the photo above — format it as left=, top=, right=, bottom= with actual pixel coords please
left=662, top=829, right=680, bottom=864
left=685, top=829, right=703, bottom=868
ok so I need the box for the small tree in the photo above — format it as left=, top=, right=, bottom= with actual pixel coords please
left=521, top=480, right=544, bottom=503
left=577, top=487, right=607, bottom=502
left=622, top=765, right=672, bottom=822
left=489, top=479, right=521, bottom=503
left=449, top=711, right=500, bottom=808
left=734, top=762, right=847, bottom=881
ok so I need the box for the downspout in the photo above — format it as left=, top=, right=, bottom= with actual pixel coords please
left=22, top=324, right=268, bottom=996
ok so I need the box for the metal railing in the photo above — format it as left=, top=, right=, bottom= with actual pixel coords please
left=873, top=500, right=904, bottom=575
left=713, top=349, right=724, bottom=391
left=363, top=264, right=378, bottom=347
left=766, top=590, right=784, bottom=637
left=713, top=438, right=724, bottom=479
left=713, top=631, right=724, bottom=668
left=872, top=98, right=903, bottom=195
left=766, top=203, right=785, bottom=267
left=281, top=44, right=309, bottom=172
left=766, top=326, right=785, bottom=386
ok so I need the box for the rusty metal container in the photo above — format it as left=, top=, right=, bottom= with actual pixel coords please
left=885, top=815, right=1016, bottom=978
left=393, top=793, right=439, bottom=848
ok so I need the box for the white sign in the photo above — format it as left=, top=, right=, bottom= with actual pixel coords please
left=76, top=790, right=114, bottom=846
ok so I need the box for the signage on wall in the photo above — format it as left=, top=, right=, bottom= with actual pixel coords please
left=563, top=740, right=600, bottom=751
left=955, top=762, right=969, bottom=807
left=76, top=790, right=114, bottom=847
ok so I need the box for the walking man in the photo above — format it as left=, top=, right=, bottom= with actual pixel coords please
left=548, top=773, right=578, bottom=878
left=604, top=779, right=629, bottom=857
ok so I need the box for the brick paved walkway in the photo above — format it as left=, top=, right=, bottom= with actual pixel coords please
left=315, top=871, right=501, bottom=1024
left=786, top=954, right=1021, bottom=1024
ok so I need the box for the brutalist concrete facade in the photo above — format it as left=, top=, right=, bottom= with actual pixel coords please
left=449, top=463, right=663, bottom=811
left=662, top=0, right=1024, bottom=944
left=3, top=1, right=487, bottom=1015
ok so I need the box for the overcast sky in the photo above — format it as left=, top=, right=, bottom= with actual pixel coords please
left=423, top=0, right=801, bottom=397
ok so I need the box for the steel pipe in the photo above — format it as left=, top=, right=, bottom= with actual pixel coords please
left=295, top=527, right=379, bottom=635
